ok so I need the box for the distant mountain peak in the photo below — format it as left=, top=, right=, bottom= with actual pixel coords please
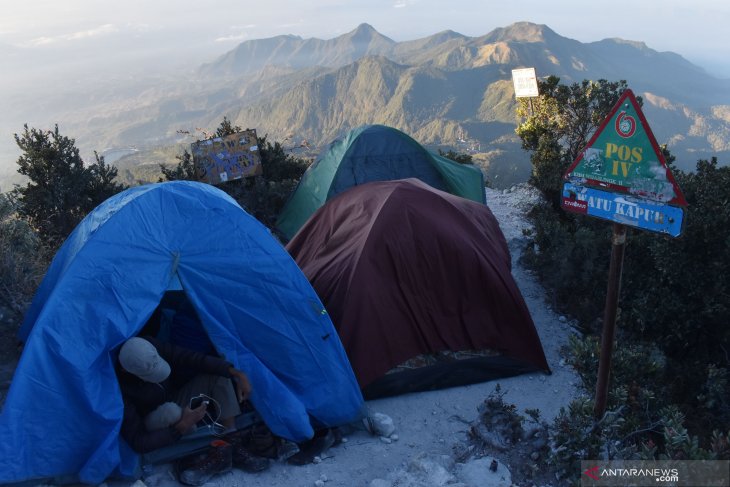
left=429, top=29, right=467, bottom=41
left=485, top=21, right=558, bottom=43
left=353, top=23, right=377, bottom=33
left=601, top=37, right=649, bottom=50
left=344, top=22, right=396, bottom=44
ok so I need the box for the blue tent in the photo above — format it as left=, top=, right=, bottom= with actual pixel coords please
left=0, top=181, right=364, bottom=484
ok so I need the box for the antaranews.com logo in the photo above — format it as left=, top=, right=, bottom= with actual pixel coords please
left=580, top=460, right=729, bottom=486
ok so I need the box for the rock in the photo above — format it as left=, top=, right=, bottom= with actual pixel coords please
left=312, top=456, right=322, bottom=464
left=471, top=423, right=509, bottom=451
left=380, top=436, right=392, bottom=444
left=368, top=455, right=459, bottom=487
left=407, top=453, right=455, bottom=486
left=364, top=412, right=395, bottom=437
left=559, top=315, right=567, bottom=323
left=456, top=457, right=512, bottom=487
left=314, top=481, right=325, bottom=487
left=390, top=434, right=399, bottom=441
left=530, top=451, right=540, bottom=461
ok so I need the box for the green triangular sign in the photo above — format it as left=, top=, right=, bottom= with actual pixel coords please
left=564, top=89, right=687, bottom=206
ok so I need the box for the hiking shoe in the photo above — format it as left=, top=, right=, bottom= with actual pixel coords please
left=231, top=442, right=270, bottom=473
left=277, top=440, right=300, bottom=461
left=247, top=424, right=280, bottom=458
left=179, top=440, right=232, bottom=486
left=225, top=431, right=271, bottom=472
left=287, top=428, right=336, bottom=466
left=225, top=424, right=279, bottom=459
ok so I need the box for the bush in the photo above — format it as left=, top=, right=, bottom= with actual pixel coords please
left=550, top=336, right=730, bottom=485
left=522, top=204, right=611, bottom=324
left=12, top=125, right=126, bottom=247
left=0, top=194, right=48, bottom=325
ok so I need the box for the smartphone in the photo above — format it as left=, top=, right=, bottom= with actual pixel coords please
left=190, top=395, right=209, bottom=409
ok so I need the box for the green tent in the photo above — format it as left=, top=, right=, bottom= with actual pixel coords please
left=276, top=124, right=486, bottom=240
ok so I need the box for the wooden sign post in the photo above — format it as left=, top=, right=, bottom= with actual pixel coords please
left=561, top=89, right=687, bottom=419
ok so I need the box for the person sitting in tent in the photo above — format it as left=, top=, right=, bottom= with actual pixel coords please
left=116, top=336, right=269, bottom=481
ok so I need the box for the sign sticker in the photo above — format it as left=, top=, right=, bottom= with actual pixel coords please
left=191, top=129, right=262, bottom=185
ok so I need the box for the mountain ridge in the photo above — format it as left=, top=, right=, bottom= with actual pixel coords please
left=2, top=21, right=728, bottom=191
left=197, top=22, right=729, bottom=176
left=199, top=22, right=396, bottom=78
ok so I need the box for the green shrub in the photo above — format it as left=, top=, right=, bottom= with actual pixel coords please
left=0, top=194, right=48, bottom=324
left=12, top=125, right=126, bottom=248
left=521, top=205, right=611, bottom=326
left=550, top=337, right=730, bottom=484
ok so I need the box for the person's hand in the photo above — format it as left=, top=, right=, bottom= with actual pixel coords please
left=229, top=367, right=252, bottom=402
left=175, top=403, right=207, bottom=435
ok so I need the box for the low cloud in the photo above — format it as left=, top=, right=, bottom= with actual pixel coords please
left=25, top=24, right=118, bottom=47
left=215, top=33, right=249, bottom=43
left=393, top=0, right=418, bottom=8
left=215, top=24, right=256, bottom=43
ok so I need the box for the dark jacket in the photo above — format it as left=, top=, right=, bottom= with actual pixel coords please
left=117, top=336, right=232, bottom=453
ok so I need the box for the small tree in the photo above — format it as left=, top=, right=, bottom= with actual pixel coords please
left=516, top=77, right=637, bottom=209
left=12, top=124, right=126, bottom=246
left=159, top=149, right=198, bottom=182
left=87, top=151, right=126, bottom=208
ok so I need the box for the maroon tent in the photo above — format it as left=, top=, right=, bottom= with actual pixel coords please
left=286, top=179, right=549, bottom=398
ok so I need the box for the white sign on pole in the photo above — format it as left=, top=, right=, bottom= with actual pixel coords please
left=511, top=67, right=539, bottom=98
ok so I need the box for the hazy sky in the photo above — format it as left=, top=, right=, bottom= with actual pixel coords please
left=1, top=0, right=729, bottom=78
